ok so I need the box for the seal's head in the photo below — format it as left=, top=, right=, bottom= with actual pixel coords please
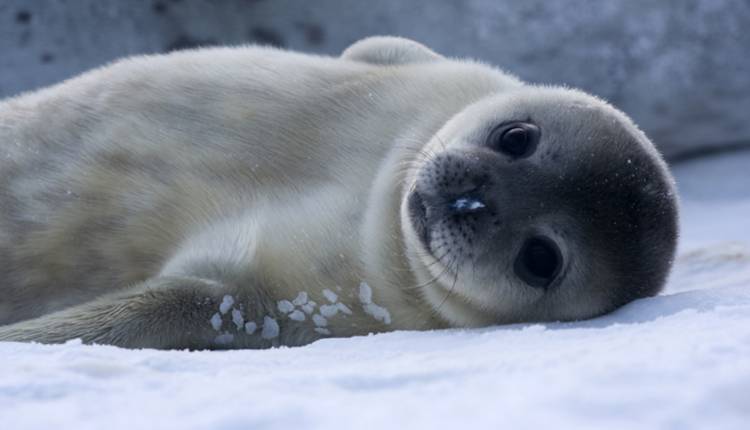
left=400, top=87, right=679, bottom=326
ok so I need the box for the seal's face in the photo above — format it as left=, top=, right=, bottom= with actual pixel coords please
left=400, top=87, right=679, bottom=326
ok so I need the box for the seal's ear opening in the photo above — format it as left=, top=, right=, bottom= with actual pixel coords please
left=341, top=36, right=444, bottom=66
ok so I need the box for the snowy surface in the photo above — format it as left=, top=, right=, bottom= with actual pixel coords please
left=2, top=151, right=750, bottom=430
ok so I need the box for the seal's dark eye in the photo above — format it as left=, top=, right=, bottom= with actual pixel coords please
left=488, top=122, right=540, bottom=158
left=514, top=236, right=561, bottom=288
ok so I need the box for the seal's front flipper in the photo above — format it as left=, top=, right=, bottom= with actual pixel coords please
left=341, top=36, right=444, bottom=66
left=0, top=276, right=273, bottom=349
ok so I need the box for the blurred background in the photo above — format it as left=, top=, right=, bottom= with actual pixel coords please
left=1, top=0, right=748, bottom=160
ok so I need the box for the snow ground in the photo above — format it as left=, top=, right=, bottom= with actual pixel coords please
left=2, top=151, right=750, bottom=430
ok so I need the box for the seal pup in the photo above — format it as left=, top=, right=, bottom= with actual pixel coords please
left=0, top=36, right=678, bottom=349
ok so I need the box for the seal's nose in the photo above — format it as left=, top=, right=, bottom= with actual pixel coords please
left=407, top=150, right=499, bottom=250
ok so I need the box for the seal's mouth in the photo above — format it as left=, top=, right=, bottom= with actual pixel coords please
left=407, top=191, right=431, bottom=250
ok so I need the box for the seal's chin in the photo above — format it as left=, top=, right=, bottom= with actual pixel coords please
left=407, top=190, right=430, bottom=252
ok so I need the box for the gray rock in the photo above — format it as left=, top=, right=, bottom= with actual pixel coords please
left=1, top=0, right=747, bottom=158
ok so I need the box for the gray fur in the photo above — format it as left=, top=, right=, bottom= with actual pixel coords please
left=0, top=37, right=678, bottom=349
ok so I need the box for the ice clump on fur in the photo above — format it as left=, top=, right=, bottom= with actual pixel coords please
left=210, top=313, right=222, bottom=331
left=231, top=309, right=244, bottom=329
left=336, top=303, right=352, bottom=315
left=312, top=314, right=328, bottom=327
left=243, top=321, right=257, bottom=335
left=277, top=300, right=294, bottom=313
left=261, top=316, right=279, bottom=339
left=292, top=292, right=308, bottom=306
left=288, top=310, right=306, bottom=321
left=219, top=295, right=234, bottom=314
left=320, top=304, right=339, bottom=318
left=359, top=282, right=391, bottom=325
left=358, top=282, right=372, bottom=303
left=322, top=289, right=338, bottom=303
left=301, top=302, right=316, bottom=314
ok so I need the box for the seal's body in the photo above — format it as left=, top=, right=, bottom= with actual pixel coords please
left=0, top=37, right=678, bottom=349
